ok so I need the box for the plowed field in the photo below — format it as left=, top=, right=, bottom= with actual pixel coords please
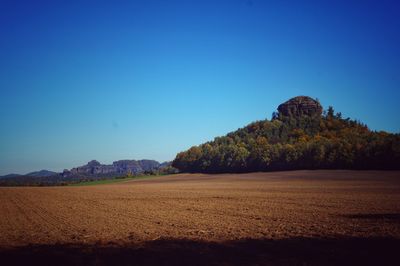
left=1, top=170, right=400, bottom=265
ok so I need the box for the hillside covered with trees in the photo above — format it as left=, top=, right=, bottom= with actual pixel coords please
left=172, top=96, right=400, bottom=173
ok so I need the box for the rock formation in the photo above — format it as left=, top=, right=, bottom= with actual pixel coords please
left=62, top=159, right=161, bottom=177
left=277, top=96, right=322, bottom=117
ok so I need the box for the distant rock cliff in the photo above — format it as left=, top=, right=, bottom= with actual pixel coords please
left=62, top=159, right=161, bottom=177
left=277, top=96, right=322, bottom=117
left=0, top=159, right=174, bottom=186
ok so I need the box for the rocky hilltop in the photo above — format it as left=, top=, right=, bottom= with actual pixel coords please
left=277, top=96, right=322, bottom=117
left=173, top=96, right=400, bottom=173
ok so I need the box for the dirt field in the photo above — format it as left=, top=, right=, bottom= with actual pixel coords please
left=1, top=170, right=400, bottom=265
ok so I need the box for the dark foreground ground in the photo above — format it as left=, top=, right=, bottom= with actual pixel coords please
left=1, top=170, right=400, bottom=265
left=1, top=237, right=400, bottom=266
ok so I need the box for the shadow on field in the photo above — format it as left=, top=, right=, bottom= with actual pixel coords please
left=1, top=237, right=399, bottom=266
left=343, top=213, right=400, bottom=221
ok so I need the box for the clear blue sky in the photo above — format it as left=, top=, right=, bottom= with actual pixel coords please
left=0, top=0, right=399, bottom=175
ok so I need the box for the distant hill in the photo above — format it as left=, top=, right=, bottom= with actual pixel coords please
left=0, top=170, right=58, bottom=179
left=0, top=159, right=176, bottom=186
left=25, top=170, right=58, bottom=177
left=0, top=173, right=21, bottom=179
left=172, top=96, right=400, bottom=173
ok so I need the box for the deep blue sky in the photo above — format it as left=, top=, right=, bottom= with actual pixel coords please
left=0, top=0, right=399, bottom=175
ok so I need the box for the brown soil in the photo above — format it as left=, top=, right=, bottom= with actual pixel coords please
left=1, top=170, right=400, bottom=265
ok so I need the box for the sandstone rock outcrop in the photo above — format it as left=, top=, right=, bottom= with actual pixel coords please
left=63, top=159, right=161, bottom=177
left=277, top=96, right=322, bottom=117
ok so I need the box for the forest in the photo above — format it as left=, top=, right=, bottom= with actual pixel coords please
left=172, top=103, right=400, bottom=173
